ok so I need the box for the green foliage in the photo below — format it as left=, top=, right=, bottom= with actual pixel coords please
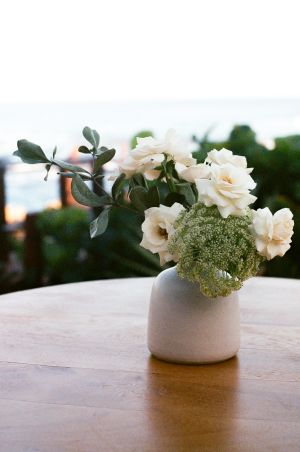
left=34, top=207, right=161, bottom=285
left=13, top=126, right=118, bottom=237
left=93, top=148, right=116, bottom=172
left=83, top=126, right=100, bottom=149
left=14, top=140, right=50, bottom=164
left=90, top=207, right=111, bottom=238
left=129, top=186, right=160, bottom=211
left=71, top=174, right=109, bottom=207
left=169, top=204, right=264, bottom=297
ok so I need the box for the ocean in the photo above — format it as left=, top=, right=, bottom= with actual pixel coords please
left=1, top=99, right=300, bottom=217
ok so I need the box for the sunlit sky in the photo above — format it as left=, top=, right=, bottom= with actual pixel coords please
left=1, top=0, right=300, bottom=102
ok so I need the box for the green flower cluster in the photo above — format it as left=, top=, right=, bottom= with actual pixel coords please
left=168, top=203, right=264, bottom=298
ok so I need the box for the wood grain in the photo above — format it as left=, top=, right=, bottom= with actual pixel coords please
left=0, top=276, right=300, bottom=451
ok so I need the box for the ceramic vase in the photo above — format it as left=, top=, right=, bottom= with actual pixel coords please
left=147, top=266, right=240, bottom=364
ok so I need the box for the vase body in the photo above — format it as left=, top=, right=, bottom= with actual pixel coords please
left=147, top=266, right=240, bottom=364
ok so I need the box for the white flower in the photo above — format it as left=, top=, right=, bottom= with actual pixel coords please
left=205, top=148, right=253, bottom=174
left=250, top=208, right=294, bottom=260
left=120, top=129, right=195, bottom=180
left=131, top=130, right=195, bottom=165
left=119, top=156, right=140, bottom=178
left=119, top=154, right=163, bottom=180
left=196, top=163, right=257, bottom=218
left=131, top=136, right=165, bottom=160
left=176, top=162, right=211, bottom=183
left=163, top=129, right=196, bottom=166
left=140, top=203, right=185, bottom=265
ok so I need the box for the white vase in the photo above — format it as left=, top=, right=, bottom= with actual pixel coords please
left=147, top=266, right=240, bottom=364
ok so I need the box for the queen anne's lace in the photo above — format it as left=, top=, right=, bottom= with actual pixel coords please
left=168, top=203, right=264, bottom=297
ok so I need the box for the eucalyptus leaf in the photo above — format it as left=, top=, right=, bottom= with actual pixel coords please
left=94, top=148, right=116, bottom=173
left=176, top=183, right=196, bottom=206
left=164, top=192, right=186, bottom=207
left=14, top=140, right=50, bottom=164
left=83, top=126, right=100, bottom=149
left=78, top=145, right=91, bottom=154
left=53, top=159, right=90, bottom=175
left=147, top=185, right=160, bottom=207
left=131, top=173, right=148, bottom=188
left=130, top=186, right=148, bottom=211
left=90, top=207, right=111, bottom=238
left=112, top=173, right=126, bottom=200
left=71, top=174, right=110, bottom=207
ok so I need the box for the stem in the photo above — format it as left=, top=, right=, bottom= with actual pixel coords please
left=165, top=172, right=176, bottom=192
left=93, top=178, right=111, bottom=197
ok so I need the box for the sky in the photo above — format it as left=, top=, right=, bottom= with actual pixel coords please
left=0, top=0, right=300, bottom=102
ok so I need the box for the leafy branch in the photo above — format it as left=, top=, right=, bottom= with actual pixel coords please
left=14, top=126, right=197, bottom=239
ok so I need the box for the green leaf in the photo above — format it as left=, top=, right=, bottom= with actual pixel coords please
left=112, top=173, right=126, bottom=200
left=94, top=148, right=116, bottom=173
left=78, top=145, right=91, bottom=154
left=131, top=173, right=148, bottom=188
left=129, top=185, right=160, bottom=210
left=44, top=163, right=52, bottom=181
left=176, top=183, right=196, bottom=206
left=164, top=192, right=186, bottom=207
left=83, top=126, right=100, bottom=149
left=90, top=207, right=111, bottom=238
left=71, top=174, right=110, bottom=207
left=14, top=140, right=50, bottom=164
left=147, top=185, right=160, bottom=207
left=53, top=159, right=90, bottom=174
left=130, top=186, right=148, bottom=211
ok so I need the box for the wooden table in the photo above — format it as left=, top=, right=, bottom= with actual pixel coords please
left=0, top=277, right=300, bottom=451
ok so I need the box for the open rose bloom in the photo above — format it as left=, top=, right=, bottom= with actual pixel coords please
left=14, top=127, right=295, bottom=298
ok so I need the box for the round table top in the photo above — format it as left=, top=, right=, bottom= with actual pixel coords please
left=0, top=276, right=300, bottom=451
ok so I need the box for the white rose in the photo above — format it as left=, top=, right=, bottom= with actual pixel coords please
left=131, top=136, right=165, bottom=160
left=140, top=202, right=185, bottom=265
left=250, top=208, right=294, bottom=260
left=176, top=162, right=211, bottom=183
left=196, top=163, right=257, bottom=218
left=119, top=153, right=163, bottom=180
left=205, top=148, right=253, bottom=174
left=119, top=156, right=140, bottom=178
left=163, top=129, right=196, bottom=166
left=130, top=129, right=195, bottom=167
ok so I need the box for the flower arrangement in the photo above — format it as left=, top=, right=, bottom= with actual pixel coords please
left=14, top=127, right=294, bottom=297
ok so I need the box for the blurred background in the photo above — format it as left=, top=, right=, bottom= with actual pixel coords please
left=1, top=0, right=300, bottom=293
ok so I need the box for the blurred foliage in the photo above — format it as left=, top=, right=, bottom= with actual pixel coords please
left=35, top=206, right=162, bottom=286
left=1, top=124, right=300, bottom=293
